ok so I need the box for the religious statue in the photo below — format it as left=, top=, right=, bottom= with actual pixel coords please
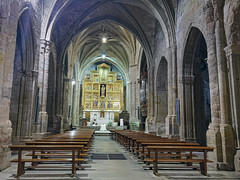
left=101, top=84, right=106, bottom=97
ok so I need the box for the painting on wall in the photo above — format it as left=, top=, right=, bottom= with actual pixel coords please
left=92, top=101, right=98, bottom=109
left=108, top=76, right=113, bottom=82
left=93, top=84, right=99, bottom=91
left=114, top=112, right=119, bottom=122
left=107, top=101, right=113, bottom=110
left=100, top=101, right=106, bottom=110
left=86, top=83, right=92, bottom=91
left=114, top=102, right=120, bottom=110
left=107, top=84, right=113, bottom=91
left=114, top=93, right=120, bottom=101
left=85, top=93, right=92, bottom=100
left=114, top=84, right=120, bottom=91
left=85, top=101, right=91, bottom=110
left=93, top=92, right=98, bottom=99
left=93, top=75, right=99, bottom=82
left=108, top=93, right=113, bottom=101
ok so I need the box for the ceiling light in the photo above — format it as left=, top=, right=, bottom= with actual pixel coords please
left=102, top=53, right=106, bottom=59
left=102, top=37, right=107, bottom=43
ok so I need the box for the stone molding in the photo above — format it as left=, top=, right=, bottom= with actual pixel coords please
left=224, top=45, right=240, bottom=56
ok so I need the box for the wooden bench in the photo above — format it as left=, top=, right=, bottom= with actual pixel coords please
left=139, top=142, right=199, bottom=161
left=146, top=146, right=214, bottom=176
left=10, top=145, right=84, bottom=178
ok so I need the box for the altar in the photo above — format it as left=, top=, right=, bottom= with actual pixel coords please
left=82, top=63, right=123, bottom=127
left=83, top=111, right=115, bottom=126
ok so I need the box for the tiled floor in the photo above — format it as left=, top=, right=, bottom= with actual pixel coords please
left=1, top=135, right=240, bottom=180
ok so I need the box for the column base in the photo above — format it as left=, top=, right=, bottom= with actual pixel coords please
left=155, top=121, right=166, bottom=136
left=165, top=115, right=179, bottom=135
left=38, top=111, right=48, bottom=133
left=206, top=123, right=222, bottom=168
left=219, top=123, right=234, bottom=170
left=169, top=134, right=180, bottom=140
left=234, top=149, right=240, bottom=171
left=0, top=149, right=11, bottom=171
left=206, top=123, right=235, bottom=170
left=0, top=120, right=12, bottom=171
left=33, top=132, right=51, bottom=140
left=145, top=116, right=155, bottom=133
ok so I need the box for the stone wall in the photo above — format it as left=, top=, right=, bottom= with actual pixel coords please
left=0, top=0, right=19, bottom=171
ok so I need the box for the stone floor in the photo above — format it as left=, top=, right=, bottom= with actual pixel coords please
left=1, top=135, right=240, bottom=180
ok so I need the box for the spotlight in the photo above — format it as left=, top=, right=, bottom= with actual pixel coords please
left=102, top=53, right=106, bottom=59
left=102, top=37, right=107, bottom=43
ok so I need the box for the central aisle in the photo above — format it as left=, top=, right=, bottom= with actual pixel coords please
left=84, top=135, right=157, bottom=180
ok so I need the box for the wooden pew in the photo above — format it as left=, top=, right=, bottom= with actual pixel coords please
left=146, top=146, right=214, bottom=176
left=10, top=145, right=84, bottom=177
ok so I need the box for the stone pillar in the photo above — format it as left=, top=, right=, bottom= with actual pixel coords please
left=126, top=82, right=131, bottom=112
left=204, top=1, right=223, bottom=167
left=165, top=46, right=179, bottom=137
left=63, top=78, right=73, bottom=130
left=179, top=76, right=195, bottom=141
left=0, top=0, right=19, bottom=170
left=72, top=80, right=79, bottom=127
left=165, top=47, right=173, bottom=135
left=171, top=45, right=178, bottom=134
left=213, top=0, right=234, bottom=170
left=129, top=65, right=139, bottom=124
left=17, top=70, right=38, bottom=142
left=204, top=0, right=234, bottom=170
left=34, top=39, right=51, bottom=139
left=204, top=1, right=223, bottom=168
left=224, top=45, right=240, bottom=171
left=146, top=66, right=155, bottom=132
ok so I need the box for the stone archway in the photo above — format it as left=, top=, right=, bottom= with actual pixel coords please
left=181, top=27, right=210, bottom=145
left=155, top=57, right=168, bottom=136
left=10, top=9, right=37, bottom=144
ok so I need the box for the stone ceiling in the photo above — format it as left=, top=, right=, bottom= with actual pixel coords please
left=44, top=0, right=176, bottom=81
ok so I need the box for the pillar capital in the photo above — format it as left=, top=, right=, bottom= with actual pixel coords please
left=40, top=39, right=52, bottom=55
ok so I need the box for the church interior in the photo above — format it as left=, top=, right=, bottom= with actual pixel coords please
left=0, top=0, right=240, bottom=179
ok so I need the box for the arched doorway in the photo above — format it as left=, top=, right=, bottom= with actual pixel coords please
left=10, top=8, right=36, bottom=144
left=156, top=57, right=168, bottom=135
left=182, top=27, right=211, bottom=145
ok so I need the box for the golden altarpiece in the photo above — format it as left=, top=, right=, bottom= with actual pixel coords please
left=82, top=63, right=123, bottom=125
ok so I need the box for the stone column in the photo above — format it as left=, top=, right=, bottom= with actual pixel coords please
left=165, top=47, right=173, bottom=135
left=224, top=45, right=240, bottom=171
left=63, top=78, right=73, bottom=130
left=129, top=65, right=140, bottom=126
left=213, top=0, right=234, bottom=170
left=0, top=0, right=19, bottom=170
left=204, top=1, right=222, bottom=167
left=18, top=70, right=38, bottom=141
left=34, top=39, right=51, bottom=139
left=126, top=82, right=131, bottom=112
left=72, top=80, right=80, bottom=127
left=146, top=66, right=155, bottom=132
left=179, top=76, right=195, bottom=141
left=204, top=0, right=233, bottom=169
left=171, top=45, right=178, bottom=134
left=165, top=46, right=179, bottom=137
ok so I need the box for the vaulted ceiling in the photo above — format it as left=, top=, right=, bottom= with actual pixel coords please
left=44, top=0, right=176, bottom=81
